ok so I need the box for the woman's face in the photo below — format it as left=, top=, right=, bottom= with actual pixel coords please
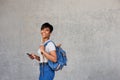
left=40, top=28, right=51, bottom=39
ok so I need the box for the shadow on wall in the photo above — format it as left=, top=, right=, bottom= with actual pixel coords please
left=87, top=68, right=120, bottom=80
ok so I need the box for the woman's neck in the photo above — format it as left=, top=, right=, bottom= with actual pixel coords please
left=42, top=38, right=49, bottom=43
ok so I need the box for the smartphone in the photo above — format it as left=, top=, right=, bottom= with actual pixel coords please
left=26, top=53, right=34, bottom=59
left=26, top=53, right=31, bottom=56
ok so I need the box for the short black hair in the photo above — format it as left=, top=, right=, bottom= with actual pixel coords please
left=41, top=22, right=53, bottom=33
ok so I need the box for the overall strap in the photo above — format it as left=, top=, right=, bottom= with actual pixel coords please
left=41, top=40, right=51, bottom=77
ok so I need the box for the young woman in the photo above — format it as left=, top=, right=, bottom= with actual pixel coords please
left=29, top=23, right=57, bottom=80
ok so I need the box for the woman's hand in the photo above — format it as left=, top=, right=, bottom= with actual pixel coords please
left=27, top=53, right=35, bottom=60
left=28, top=53, right=40, bottom=61
left=31, top=53, right=36, bottom=59
left=40, top=45, right=45, bottom=53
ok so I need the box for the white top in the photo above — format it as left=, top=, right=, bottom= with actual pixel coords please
left=37, top=40, right=56, bottom=63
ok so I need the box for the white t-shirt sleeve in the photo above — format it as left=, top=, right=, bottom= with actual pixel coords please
left=47, top=42, right=56, bottom=52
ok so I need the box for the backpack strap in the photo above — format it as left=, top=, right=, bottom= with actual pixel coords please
left=44, top=40, right=56, bottom=47
left=44, top=40, right=52, bottom=47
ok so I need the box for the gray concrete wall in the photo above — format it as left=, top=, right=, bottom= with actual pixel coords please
left=0, top=0, right=120, bottom=80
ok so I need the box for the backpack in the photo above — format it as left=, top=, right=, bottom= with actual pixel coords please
left=44, top=40, right=67, bottom=71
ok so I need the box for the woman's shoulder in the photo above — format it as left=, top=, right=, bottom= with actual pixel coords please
left=47, top=41, right=55, bottom=46
left=46, top=40, right=56, bottom=50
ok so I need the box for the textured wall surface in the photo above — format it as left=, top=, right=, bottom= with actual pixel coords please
left=0, top=0, right=120, bottom=80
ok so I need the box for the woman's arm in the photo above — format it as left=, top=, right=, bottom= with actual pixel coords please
left=42, top=50, right=57, bottom=62
left=31, top=53, right=40, bottom=61
left=40, top=45, right=57, bottom=62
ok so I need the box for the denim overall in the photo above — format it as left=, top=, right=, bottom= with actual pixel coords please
left=39, top=63, right=55, bottom=80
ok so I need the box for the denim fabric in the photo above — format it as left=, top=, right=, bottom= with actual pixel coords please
left=39, top=63, right=55, bottom=80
